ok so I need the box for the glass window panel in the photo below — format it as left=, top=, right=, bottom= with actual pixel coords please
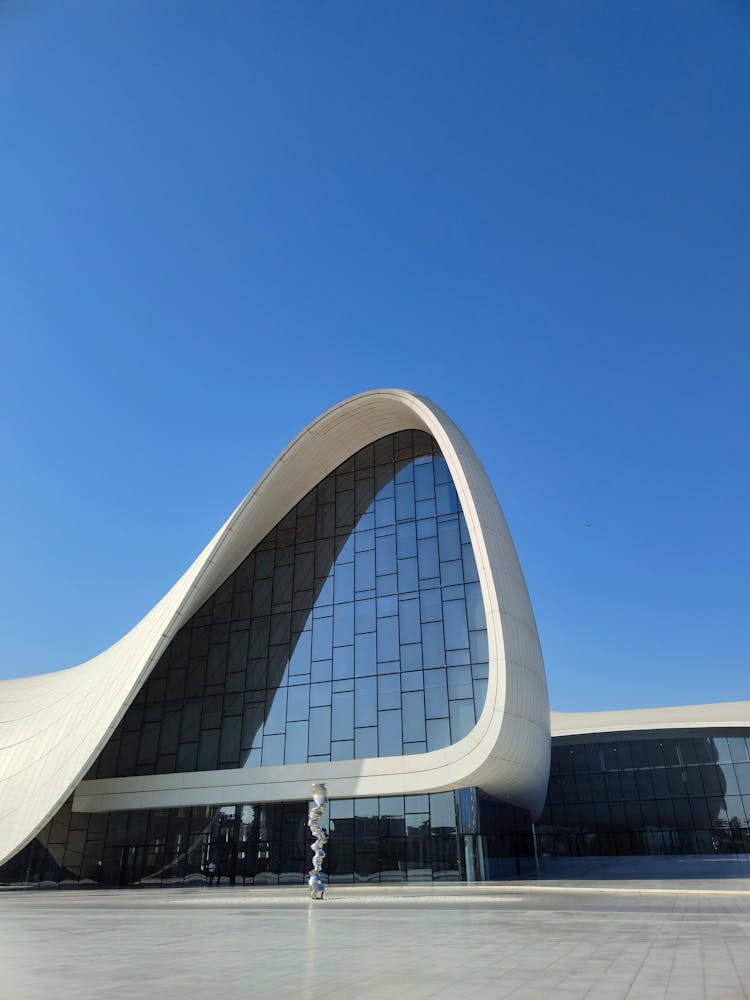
left=414, top=462, right=434, bottom=502
left=443, top=601, right=469, bottom=651
left=285, top=722, right=308, bottom=765
left=355, top=550, right=375, bottom=592
left=402, top=691, right=426, bottom=742
left=592, top=772, right=609, bottom=800
left=262, top=733, right=285, bottom=766
left=264, top=688, right=287, bottom=735
left=227, top=631, right=249, bottom=673
left=469, top=630, right=488, bottom=663
left=400, top=644, right=422, bottom=670
left=355, top=598, right=376, bottom=634
left=377, top=595, right=398, bottom=617
left=416, top=499, right=436, bottom=519
left=700, top=764, right=724, bottom=797
left=684, top=767, right=705, bottom=797
left=288, top=630, right=312, bottom=676
left=420, top=589, right=442, bottom=624
left=269, top=612, right=291, bottom=647
left=440, top=560, right=463, bottom=586
left=378, top=710, right=402, bottom=757
left=712, top=737, right=733, bottom=763
left=678, top=739, right=700, bottom=766
left=376, top=573, right=398, bottom=597
left=651, top=769, right=670, bottom=798
left=435, top=482, right=458, bottom=516
left=429, top=791, right=456, bottom=832
left=334, top=562, right=354, bottom=603
left=473, top=677, right=487, bottom=711
left=667, top=767, right=688, bottom=797
left=729, top=738, right=750, bottom=763
left=158, top=712, right=180, bottom=756
left=355, top=677, right=377, bottom=727
left=417, top=516, right=437, bottom=539
left=331, top=740, right=354, bottom=761
left=196, top=730, right=219, bottom=771
left=308, top=706, right=331, bottom=757
left=354, top=632, right=377, bottom=677
left=398, top=599, right=421, bottom=645
left=333, top=602, right=354, bottom=647
left=449, top=700, right=475, bottom=742
left=461, top=543, right=479, bottom=583
left=331, top=691, right=354, bottom=742
left=447, top=665, right=473, bottom=700
left=396, top=521, right=417, bottom=559
left=378, top=673, right=401, bottom=711
left=401, top=670, right=423, bottom=692
left=735, top=762, right=750, bottom=795
left=377, top=616, right=399, bottom=663
left=437, top=519, right=461, bottom=562
left=422, top=623, right=445, bottom=669
left=333, top=645, right=355, bottom=681
left=286, top=685, right=309, bottom=723
left=312, top=616, right=333, bottom=661
left=672, top=799, right=694, bottom=829
left=375, top=535, right=396, bottom=576
left=397, top=558, right=418, bottom=593
left=424, top=669, right=449, bottom=719
left=417, top=537, right=439, bottom=580
left=375, top=496, right=395, bottom=528
left=630, top=740, right=651, bottom=767
left=725, top=795, right=745, bottom=824
left=219, top=716, right=241, bottom=764
left=355, top=529, right=375, bottom=552
left=635, top=771, right=654, bottom=798
left=309, top=682, right=331, bottom=708
left=692, top=737, right=713, bottom=764
left=659, top=739, right=680, bottom=766
left=355, top=727, right=378, bottom=759
left=395, top=482, right=415, bottom=522
left=719, top=761, right=741, bottom=797
left=310, top=659, right=332, bottom=683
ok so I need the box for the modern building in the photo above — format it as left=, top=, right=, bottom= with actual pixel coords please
left=1, top=390, right=747, bottom=888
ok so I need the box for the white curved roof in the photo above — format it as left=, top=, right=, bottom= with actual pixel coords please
left=551, top=702, right=750, bottom=739
left=0, top=389, right=551, bottom=866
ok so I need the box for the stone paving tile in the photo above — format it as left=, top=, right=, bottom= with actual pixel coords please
left=1, top=883, right=750, bottom=999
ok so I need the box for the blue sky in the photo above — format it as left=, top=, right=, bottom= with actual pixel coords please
left=1, top=1, right=748, bottom=711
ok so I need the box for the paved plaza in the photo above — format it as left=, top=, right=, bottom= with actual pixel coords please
left=2, top=881, right=750, bottom=1000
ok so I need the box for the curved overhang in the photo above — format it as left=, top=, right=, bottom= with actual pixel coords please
left=551, top=701, right=750, bottom=741
left=0, top=389, right=550, bottom=867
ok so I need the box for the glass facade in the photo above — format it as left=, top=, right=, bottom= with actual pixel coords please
left=538, top=731, right=750, bottom=857
left=87, top=430, right=488, bottom=780
left=0, top=789, right=535, bottom=887
left=3, top=729, right=749, bottom=887
left=3, top=423, right=748, bottom=889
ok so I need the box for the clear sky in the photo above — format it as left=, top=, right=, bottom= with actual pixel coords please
left=1, top=1, right=748, bottom=712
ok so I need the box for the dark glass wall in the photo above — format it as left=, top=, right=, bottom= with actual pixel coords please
left=89, top=430, right=488, bottom=780
left=1, top=789, right=532, bottom=887
left=538, top=731, right=750, bottom=857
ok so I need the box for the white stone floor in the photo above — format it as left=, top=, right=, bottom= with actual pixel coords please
left=2, top=881, right=750, bottom=1000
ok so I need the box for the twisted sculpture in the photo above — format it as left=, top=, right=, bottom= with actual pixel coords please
left=307, top=782, right=328, bottom=899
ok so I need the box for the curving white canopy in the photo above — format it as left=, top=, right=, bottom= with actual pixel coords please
left=0, top=389, right=550, bottom=866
